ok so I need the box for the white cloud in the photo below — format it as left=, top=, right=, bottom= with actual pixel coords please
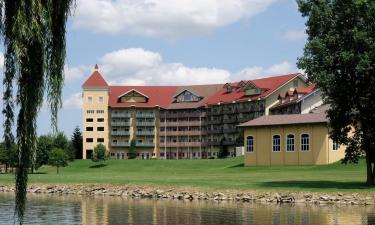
left=283, top=29, right=306, bottom=41
left=64, top=65, right=91, bottom=82
left=73, top=0, right=274, bottom=38
left=63, top=93, right=82, bottom=110
left=94, top=48, right=296, bottom=85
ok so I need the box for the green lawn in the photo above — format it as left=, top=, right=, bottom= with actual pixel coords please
left=0, top=157, right=373, bottom=192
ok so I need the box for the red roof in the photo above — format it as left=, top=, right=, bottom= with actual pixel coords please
left=271, top=84, right=318, bottom=110
left=204, top=73, right=300, bottom=105
left=82, top=65, right=108, bottom=87
left=295, top=83, right=316, bottom=94
left=109, top=86, right=179, bottom=108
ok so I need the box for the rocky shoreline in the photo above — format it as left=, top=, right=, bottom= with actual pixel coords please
left=0, top=184, right=374, bottom=206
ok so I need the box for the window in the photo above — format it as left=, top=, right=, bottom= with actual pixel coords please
left=293, top=80, right=298, bottom=87
left=301, top=134, right=310, bottom=151
left=246, top=136, right=254, bottom=152
left=86, top=138, right=93, bottom=143
left=286, top=134, right=295, bottom=152
left=97, top=118, right=104, bottom=122
left=86, top=110, right=94, bottom=114
left=86, top=127, right=93, bottom=131
left=272, top=135, right=281, bottom=152
left=333, top=141, right=340, bottom=151
left=87, top=96, right=93, bottom=103
left=96, top=110, right=104, bottom=114
left=86, top=118, right=93, bottom=122
left=97, top=127, right=104, bottom=131
left=97, top=138, right=104, bottom=143
left=98, top=96, right=104, bottom=103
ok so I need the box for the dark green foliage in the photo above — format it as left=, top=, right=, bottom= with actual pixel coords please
left=35, top=135, right=55, bottom=171
left=0, top=0, right=75, bottom=221
left=218, top=139, right=229, bottom=159
left=297, top=0, right=375, bottom=185
left=92, top=144, right=108, bottom=163
left=48, top=148, right=68, bottom=174
left=128, top=139, right=137, bottom=159
left=71, top=126, right=83, bottom=159
left=0, top=142, right=18, bottom=173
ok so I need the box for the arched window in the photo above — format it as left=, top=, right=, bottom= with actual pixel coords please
left=272, top=135, right=281, bottom=152
left=301, top=134, right=310, bottom=151
left=333, top=141, right=340, bottom=151
left=246, top=136, right=254, bottom=152
left=286, top=134, right=295, bottom=152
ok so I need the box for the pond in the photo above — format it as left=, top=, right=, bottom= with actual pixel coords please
left=0, top=193, right=374, bottom=225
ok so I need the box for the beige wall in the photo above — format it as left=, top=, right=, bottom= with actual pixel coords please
left=265, top=76, right=308, bottom=115
left=244, top=123, right=345, bottom=166
left=82, top=88, right=109, bottom=159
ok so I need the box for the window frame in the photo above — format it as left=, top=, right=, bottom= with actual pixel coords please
left=286, top=134, right=295, bottom=152
left=300, top=133, right=310, bottom=151
left=332, top=141, right=340, bottom=151
left=272, top=134, right=281, bottom=152
left=87, top=96, right=93, bottom=103
left=246, top=136, right=254, bottom=153
left=98, top=96, right=104, bottom=103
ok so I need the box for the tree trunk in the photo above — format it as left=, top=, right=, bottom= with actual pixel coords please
left=57, top=166, right=59, bottom=174
left=366, top=151, right=375, bottom=186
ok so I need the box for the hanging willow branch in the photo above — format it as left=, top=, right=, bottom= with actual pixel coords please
left=0, top=0, right=74, bottom=223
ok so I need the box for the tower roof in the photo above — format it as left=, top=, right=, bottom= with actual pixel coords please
left=82, top=64, right=108, bottom=87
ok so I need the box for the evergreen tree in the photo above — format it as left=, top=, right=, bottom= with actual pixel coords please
left=128, top=139, right=137, bottom=159
left=71, top=126, right=83, bottom=159
left=92, top=144, right=107, bottom=164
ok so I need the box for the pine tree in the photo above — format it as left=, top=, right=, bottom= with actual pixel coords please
left=71, top=126, right=83, bottom=159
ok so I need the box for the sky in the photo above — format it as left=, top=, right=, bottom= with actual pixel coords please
left=0, top=0, right=307, bottom=139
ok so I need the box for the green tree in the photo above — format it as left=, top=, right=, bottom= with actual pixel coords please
left=218, top=138, right=229, bottom=159
left=297, top=0, right=375, bottom=185
left=0, top=142, right=18, bottom=173
left=92, top=144, right=108, bottom=164
left=48, top=148, right=68, bottom=174
left=35, top=135, right=55, bottom=171
left=71, top=126, right=83, bottom=159
left=128, top=139, right=137, bottom=159
left=0, top=1, right=75, bottom=220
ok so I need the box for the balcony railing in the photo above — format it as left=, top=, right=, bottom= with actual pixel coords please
left=136, top=142, right=154, bottom=147
left=111, top=122, right=130, bottom=127
left=208, top=141, right=221, bottom=146
left=160, top=130, right=204, bottom=136
left=207, top=129, right=223, bottom=134
left=160, top=112, right=205, bottom=118
left=222, top=128, right=238, bottom=133
left=136, top=121, right=155, bottom=126
left=136, top=113, right=155, bottom=118
left=222, top=140, right=237, bottom=146
left=222, top=118, right=238, bottom=123
left=111, top=142, right=130, bottom=147
left=159, top=142, right=207, bottom=147
left=207, top=111, right=222, bottom=116
left=207, top=120, right=222, bottom=125
left=111, top=131, right=130, bottom=136
left=111, top=113, right=131, bottom=118
left=136, top=130, right=155, bottom=136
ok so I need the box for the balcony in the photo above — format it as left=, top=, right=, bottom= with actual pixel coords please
left=136, top=130, right=155, bottom=136
left=222, top=140, right=237, bottom=146
left=222, top=128, right=238, bottom=133
left=136, top=121, right=155, bottom=126
left=111, top=131, right=130, bottom=136
left=161, top=130, right=203, bottom=136
left=207, top=129, right=223, bottom=134
left=136, top=113, right=155, bottom=118
left=208, top=141, right=221, bottom=146
left=111, top=142, right=130, bottom=147
left=207, top=111, right=222, bottom=116
left=207, top=119, right=222, bottom=125
left=160, top=121, right=206, bottom=127
left=222, top=118, right=237, bottom=123
left=111, top=122, right=130, bottom=127
left=136, top=142, right=154, bottom=147
left=160, top=112, right=205, bottom=118
left=222, top=108, right=237, bottom=114
left=111, top=113, right=131, bottom=118
left=159, top=142, right=207, bottom=147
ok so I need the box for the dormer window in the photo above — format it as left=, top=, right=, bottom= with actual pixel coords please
left=173, top=90, right=202, bottom=103
left=224, top=83, right=236, bottom=93
left=118, top=89, right=149, bottom=103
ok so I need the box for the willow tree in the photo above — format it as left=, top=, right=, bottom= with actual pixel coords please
left=0, top=0, right=75, bottom=222
left=297, top=0, right=375, bottom=185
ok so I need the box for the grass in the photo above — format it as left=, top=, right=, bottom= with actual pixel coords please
left=0, top=157, right=373, bottom=193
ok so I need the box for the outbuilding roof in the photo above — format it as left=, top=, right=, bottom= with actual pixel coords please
left=238, top=113, right=328, bottom=127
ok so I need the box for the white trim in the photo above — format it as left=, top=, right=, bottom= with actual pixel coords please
left=285, top=133, right=295, bottom=152
left=272, top=134, right=281, bottom=152
left=297, top=88, right=320, bottom=103
left=300, top=133, right=310, bottom=152
left=173, top=89, right=202, bottom=99
left=245, top=135, right=254, bottom=153
left=117, top=89, right=149, bottom=99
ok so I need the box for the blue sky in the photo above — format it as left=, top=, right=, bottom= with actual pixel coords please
left=0, top=0, right=307, bottom=139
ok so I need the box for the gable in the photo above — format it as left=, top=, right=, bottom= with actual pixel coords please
left=118, top=89, right=149, bottom=103
left=173, top=90, right=202, bottom=103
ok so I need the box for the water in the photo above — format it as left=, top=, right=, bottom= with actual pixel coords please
left=0, top=193, right=375, bottom=225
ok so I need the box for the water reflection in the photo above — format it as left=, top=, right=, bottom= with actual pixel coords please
left=0, top=193, right=374, bottom=225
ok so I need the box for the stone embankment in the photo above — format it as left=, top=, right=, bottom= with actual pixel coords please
left=0, top=184, right=374, bottom=205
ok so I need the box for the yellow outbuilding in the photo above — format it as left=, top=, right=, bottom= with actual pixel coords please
left=239, top=112, right=345, bottom=166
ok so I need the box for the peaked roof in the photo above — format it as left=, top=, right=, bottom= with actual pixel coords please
left=271, top=84, right=318, bottom=110
left=238, top=112, right=327, bottom=127
left=204, top=73, right=301, bottom=105
left=118, top=89, right=149, bottom=99
left=82, top=65, right=108, bottom=87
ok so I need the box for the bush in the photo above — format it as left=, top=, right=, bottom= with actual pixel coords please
left=92, top=144, right=107, bottom=163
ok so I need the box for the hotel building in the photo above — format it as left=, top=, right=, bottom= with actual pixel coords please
left=82, top=65, right=310, bottom=160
